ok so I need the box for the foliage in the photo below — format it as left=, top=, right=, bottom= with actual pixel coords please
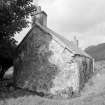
left=0, top=0, right=36, bottom=80
left=0, top=0, right=36, bottom=58
left=0, top=0, right=36, bottom=39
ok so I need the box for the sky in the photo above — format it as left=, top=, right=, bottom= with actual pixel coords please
left=15, top=0, right=105, bottom=49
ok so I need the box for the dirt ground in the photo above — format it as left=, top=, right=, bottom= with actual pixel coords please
left=0, top=61, right=105, bottom=105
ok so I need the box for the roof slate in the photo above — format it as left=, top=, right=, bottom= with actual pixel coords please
left=18, top=22, right=92, bottom=58
left=35, top=22, right=92, bottom=58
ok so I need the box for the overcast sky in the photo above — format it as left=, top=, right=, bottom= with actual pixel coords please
left=15, top=0, right=105, bottom=49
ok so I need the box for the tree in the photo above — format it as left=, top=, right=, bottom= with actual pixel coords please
left=0, top=38, right=16, bottom=80
left=0, top=0, right=36, bottom=38
left=0, top=0, right=36, bottom=80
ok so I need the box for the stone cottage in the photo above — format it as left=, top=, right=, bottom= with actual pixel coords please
left=14, top=7, right=94, bottom=98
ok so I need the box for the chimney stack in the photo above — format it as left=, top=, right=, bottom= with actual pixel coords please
left=74, top=36, right=79, bottom=48
left=32, top=6, right=47, bottom=27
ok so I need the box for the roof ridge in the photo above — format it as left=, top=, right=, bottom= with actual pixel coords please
left=17, top=22, right=92, bottom=58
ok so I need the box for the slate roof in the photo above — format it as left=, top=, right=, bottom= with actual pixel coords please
left=18, top=22, right=92, bottom=58
left=35, top=22, right=92, bottom=58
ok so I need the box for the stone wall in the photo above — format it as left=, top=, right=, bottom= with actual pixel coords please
left=14, top=26, right=93, bottom=98
left=14, top=26, right=56, bottom=94
left=48, top=39, right=79, bottom=97
left=74, top=56, right=93, bottom=91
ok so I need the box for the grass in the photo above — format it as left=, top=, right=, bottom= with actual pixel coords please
left=0, top=60, right=105, bottom=105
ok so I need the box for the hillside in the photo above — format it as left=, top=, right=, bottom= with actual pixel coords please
left=85, top=43, right=105, bottom=61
